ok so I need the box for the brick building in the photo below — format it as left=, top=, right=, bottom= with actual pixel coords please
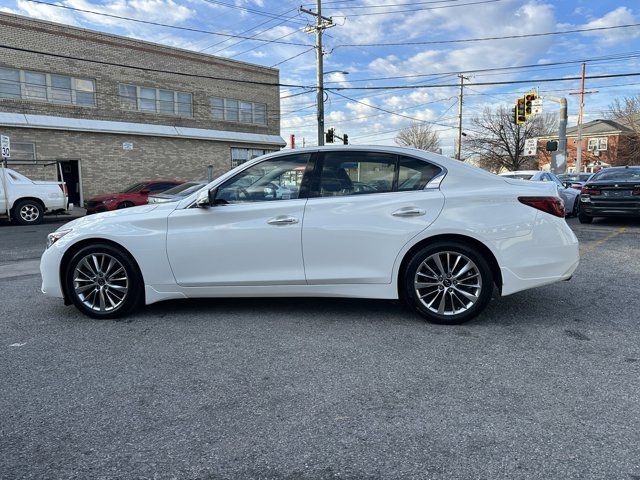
left=537, top=119, right=633, bottom=172
left=0, top=12, right=285, bottom=205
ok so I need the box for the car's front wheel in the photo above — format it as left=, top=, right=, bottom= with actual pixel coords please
left=403, top=242, right=494, bottom=325
left=64, top=243, right=143, bottom=319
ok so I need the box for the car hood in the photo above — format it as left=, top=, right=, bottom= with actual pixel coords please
left=57, top=203, right=174, bottom=232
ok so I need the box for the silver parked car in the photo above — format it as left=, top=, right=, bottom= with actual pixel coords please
left=500, top=170, right=581, bottom=217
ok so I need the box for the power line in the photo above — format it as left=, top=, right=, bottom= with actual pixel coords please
left=0, top=44, right=314, bottom=88
left=323, top=50, right=640, bottom=84
left=18, top=0, right=312, bottom=46
left=335, top=22, right=640, bottom=47
left=230, top=26, right=306, bottom=59
left=332, top=0, right=500, bottom=17
left=325, top=0, right=464, bottom=9
left=271, top=47, right=315, bottom=67
left=199, top=0, right=307, bottom=25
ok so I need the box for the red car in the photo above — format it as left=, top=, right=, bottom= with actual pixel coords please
left=85, top=179, right=183, bottom=214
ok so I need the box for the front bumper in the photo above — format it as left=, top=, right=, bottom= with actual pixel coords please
left=40, top=245, right=65, bottom=299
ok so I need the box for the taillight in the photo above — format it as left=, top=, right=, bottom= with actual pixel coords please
left=59, top=183, right=68, bottom=196
left=581, top=186, right=600, bottom=196
left=518, top=196, right=565, bottom=218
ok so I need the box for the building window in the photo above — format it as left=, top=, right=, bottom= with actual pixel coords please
left=0, top=67, right=96, bottom=106
left=118, top=84, right=193, bottom=117
left=588, top=137, right=608, bottom=151
left=7, top=142, right=36, bottom=162
left=231, top=147, right=277, bottom=168
left=211, top=96, right=267, bottom=126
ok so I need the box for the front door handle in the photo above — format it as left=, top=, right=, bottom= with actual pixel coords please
left=392, top=207, right=426, bottom=217
left=267, top=215, right=299, bottom=225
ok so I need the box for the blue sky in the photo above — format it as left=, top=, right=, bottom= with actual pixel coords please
left=1, top=0, right=640, bottom=155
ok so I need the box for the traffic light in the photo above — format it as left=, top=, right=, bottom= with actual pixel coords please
left=343, top=134, right=348, bottom=145
left=524, top=91, right=537, bottom=118
left=325, top=128, right=335, bottom=143
left=515, top=98, right=526, bottom=125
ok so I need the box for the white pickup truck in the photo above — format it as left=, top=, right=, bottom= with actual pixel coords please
left=0, top=168, right=69, bottom=225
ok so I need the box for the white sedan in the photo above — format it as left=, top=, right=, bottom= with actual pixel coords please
left=41, top=146, right=579, bottom=325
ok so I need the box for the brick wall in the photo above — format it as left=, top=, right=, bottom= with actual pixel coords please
left=0, top=12, right=281, bottom=135
left=3, top=127, right=273, bottom=200
left=537, top=134, right=620, bottom=170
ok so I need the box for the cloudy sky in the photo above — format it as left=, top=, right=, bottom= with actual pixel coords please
left=1, top=0, right=639, bottom=154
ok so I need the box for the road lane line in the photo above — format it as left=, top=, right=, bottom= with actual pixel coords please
left=579, top=227, right=627, bottom=255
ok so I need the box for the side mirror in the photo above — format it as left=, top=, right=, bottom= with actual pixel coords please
left=195, top=189, right=212, bottom=208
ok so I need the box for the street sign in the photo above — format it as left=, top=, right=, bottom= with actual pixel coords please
left=524, top=138, right=538, bottom=156
left=122, top=142, right=134, bottom=151
left=531, top=99, right=543, bottom=115
left=1, top=135, right=10, bottom=158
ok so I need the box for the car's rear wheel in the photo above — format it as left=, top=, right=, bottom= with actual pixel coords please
left=570, top=198, right=580, bottom=217
left=12, top=199, right=44, bottom=225
left=578, top=212, right=593, bottom=224
left=403, top=242, right=493, bottom=325
left=64, top=243, right=143, bottom=319
left=117, top=201, right=134, bottom=209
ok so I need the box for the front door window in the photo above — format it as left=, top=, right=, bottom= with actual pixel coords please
left=216, top=154, right=311, bottom=203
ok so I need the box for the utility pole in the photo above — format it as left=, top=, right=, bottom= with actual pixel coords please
left=455, top=75, right=468, bottom=160
left=570, top=63, right=597, bottom=173
left=300, top=1, right=334, bottom=146
left=542, top=96, right=568, bottom=174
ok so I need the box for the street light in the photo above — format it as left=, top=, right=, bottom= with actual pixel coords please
left=323, top=70, right=349, bottom=76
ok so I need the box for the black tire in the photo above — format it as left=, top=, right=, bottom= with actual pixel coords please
left=570, top=198, right=580, bottom=217
left=64, top=243, right=143, bottom=319
left=117, top=201, right=134, bottom=209
left=578, top=212, right=593, bottom=224
left=12, top=199, right=44, bottom=225
left=403, top=241, right=494, bottom=325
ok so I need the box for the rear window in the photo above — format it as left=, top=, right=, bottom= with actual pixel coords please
left=590, top=168, right=640, bottom=182
left=503, top=174, right=534, bottom=180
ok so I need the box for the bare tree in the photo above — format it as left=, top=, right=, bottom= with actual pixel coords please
left=395, top=123, right=441, bottom=152
left=606, top=95, right=640, bottom=165
left=464, top=106, right=557, bottom=173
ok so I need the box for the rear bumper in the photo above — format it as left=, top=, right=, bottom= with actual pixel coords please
left=580, top=204, right=640, bottom=217
left=498, top=213, right=579, bottom=296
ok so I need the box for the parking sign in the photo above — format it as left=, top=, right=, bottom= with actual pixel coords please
left=1, top=135, right=9, bottom=158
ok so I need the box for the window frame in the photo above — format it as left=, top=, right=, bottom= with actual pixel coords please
left=0, top=67, right=96, bottom=106
left=118, top=83, right=193, bottom=117
left=210, top=96, right=268, bottom=126
left=307, top=151, right=445, bottom=199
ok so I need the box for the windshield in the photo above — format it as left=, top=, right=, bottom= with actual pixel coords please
left=502, top=173, right=534, bottom=180
left=121, top=182, right=146, bottom=193
left=159, top=182, right=205, bottom=196
left=590, top=168, right=640, bottom=182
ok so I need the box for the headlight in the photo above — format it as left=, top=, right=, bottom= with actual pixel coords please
left=46, top=229, right=72, bottom=248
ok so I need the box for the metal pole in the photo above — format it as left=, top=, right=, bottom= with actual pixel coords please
left=456, top=75, right=465, bottom=160
left=543, top=96, right=568, bottom=174
left=575, top=63, right=586, bottom=173
left=316, top=0, right=324, bottom=146
left=1, top=158, right=10, bottom=219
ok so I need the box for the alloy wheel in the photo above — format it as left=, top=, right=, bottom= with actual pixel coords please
left=20, top=204, right=39, bottom=222
left=414, top=251, right=482, bottom=316
left=73, top=253, right=129, bottom=312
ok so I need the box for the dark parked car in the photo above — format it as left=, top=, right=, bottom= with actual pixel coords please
left=579, top=166, right=640, bottom=223
left=85, top=179, right=183, bottom=214
left=147, top=181, right=207, bottom=204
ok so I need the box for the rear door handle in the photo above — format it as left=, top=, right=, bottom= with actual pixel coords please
left=267, top=215, right=299, bottom=225
left=392, top=207, right=426, bottom=217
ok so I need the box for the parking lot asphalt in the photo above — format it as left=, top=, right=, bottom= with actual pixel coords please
left=1, top=217, right=639, bottom=479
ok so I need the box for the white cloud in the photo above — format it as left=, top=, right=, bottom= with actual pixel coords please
left=15, top=0, right=79, bottom=25
left=581, top=7, right=640, bottom=46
